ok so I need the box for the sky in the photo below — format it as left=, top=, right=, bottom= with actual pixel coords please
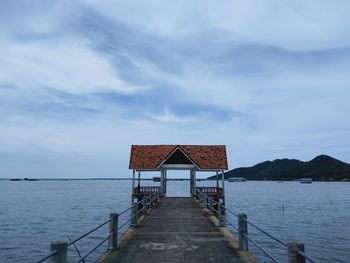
left=0, top=0, right=350, bottom=178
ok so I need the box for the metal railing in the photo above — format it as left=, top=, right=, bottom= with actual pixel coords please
left=196, top=190, right=318, bottom=263
left=36, top=191, right=161, bottom=263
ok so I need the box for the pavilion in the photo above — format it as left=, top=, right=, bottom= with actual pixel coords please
left=129, top=144, right=228, bottom=205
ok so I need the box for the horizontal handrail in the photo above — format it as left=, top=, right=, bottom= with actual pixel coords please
left=225, top=221, right=239, bottom=232
left=68, top=192, right=158, bottom=247
left=137, top=198, right=145, bottom=204
left=37, top=190, right=161, bottom=263
left=242, top=218, right=287, bottom=248
left=74, top=234, right=112, bottom=263
left=138, top=206, right=147, bottom=214
left=225, top=207, right=238, bottom=217
left=119, top=205, right=134, bottom=216
left=67, top=217, right=113, bottom=247
left=198, top=189, right=286, bottom=245
left=212, top=208, right=219, bottom=213
left=196, top=189, right=318, bottom=263
left=118, top=217, right=133, bottom=231
left=211, top=199, right=220, bottom=205
left=73, top=192, right=159, bottom=262
left=209, top=198, right=239, bottom=218
left=244, top=233, right=280, bottom=263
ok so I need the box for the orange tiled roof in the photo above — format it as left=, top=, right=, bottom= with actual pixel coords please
left=129, top=145, right=228, bottom=170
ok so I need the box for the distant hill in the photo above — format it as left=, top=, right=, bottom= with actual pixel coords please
left=207, top=155, right=350, bottom=181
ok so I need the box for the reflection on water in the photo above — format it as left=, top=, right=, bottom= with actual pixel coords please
left=0, top=180, right=349, bottom=262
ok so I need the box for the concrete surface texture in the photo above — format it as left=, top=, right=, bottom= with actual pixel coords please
left=100, top=197, right=247, bottom=263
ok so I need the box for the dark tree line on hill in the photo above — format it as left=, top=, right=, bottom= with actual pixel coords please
left=208, top=155, right=350, bottom=181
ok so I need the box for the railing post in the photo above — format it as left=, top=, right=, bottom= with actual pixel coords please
left=208, top=198, right=213, bottom=215
left=142, top=199, right=146, bottom=215
left=238, top=213, right=248, bottom=251
left=151, top=195, right=155, bottom=207
left=155, top=192, right=158, bottom=203
left=108, top=213, right=119, bottom=250
left=50, top=241, right=67, bottom=263
left=147, top=196, right=150, bottom=210
left=218, top=203, right=224, bottom=227
left=132, top=202, right=138, bottom=226
left=288, top=242, right=305, bottom=263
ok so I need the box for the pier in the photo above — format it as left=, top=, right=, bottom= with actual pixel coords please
left=36, top=145, right=317, bottom=263
left=98, top=197, right=252, bottom=263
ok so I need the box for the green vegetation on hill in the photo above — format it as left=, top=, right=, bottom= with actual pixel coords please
left=208, top=155, right=350, bottom=181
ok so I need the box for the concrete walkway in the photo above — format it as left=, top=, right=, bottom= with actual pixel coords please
left=100, top=197, right=249, bottom=263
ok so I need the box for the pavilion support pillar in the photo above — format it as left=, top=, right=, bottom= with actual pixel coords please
left=190, top=169, right=194, bottom=196
left=164, top=170, right=167, bottom=196
left=160, top=169, right=163, bottom=196
left=189, top=169, right=197, bottom=197
left=160, top=169, right=165, bottom=197
left=221, top=169, right=225, bottom=206
left=138, top=171, right=141, bottom=188
left=136, top=171, right=142, bottom=209
left=193, top=169, right=197, bottom=196
left=131, top=169, right=136, bottom=204
left=216, top=171, right=219, bottom=188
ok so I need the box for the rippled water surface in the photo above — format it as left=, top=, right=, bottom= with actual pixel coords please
left=0, top=180, right=349, bottom=262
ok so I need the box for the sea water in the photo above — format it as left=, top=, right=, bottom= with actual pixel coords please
left=0, top=180, right=349, bottom=262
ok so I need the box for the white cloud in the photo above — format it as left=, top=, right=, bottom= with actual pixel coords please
left=0, top=0, right=76, bottom=36
left=0, top=37, right=146, bottom=94
left=1, top=0, right=350, bottom=178
left=145, top=108, right=195, bottom=124
left=82, top=0, right=350, bottom=50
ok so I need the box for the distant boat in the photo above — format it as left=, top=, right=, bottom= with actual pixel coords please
left=10, top=179, right=23, bottom=181
left=300, top=178, right=313, bottom=184
left=24, top=178, right=39, bottom=181
left=228, top=177, right=246, bottom=182
left=153, top=177, right=161, bottom=182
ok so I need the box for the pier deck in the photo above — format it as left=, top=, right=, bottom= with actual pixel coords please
left=99, top=197, right=251, bottom=263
